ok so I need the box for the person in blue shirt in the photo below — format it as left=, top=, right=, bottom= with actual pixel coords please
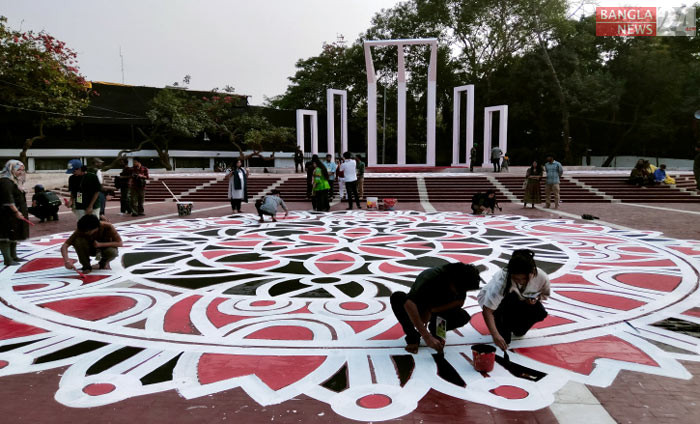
left=324, top=154, right=337, bottom=199
left=543, top=155, right=563, bottom=209
left=653, top=164, right=667, bottom=183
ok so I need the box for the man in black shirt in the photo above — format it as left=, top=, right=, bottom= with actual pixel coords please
left=390, top=263, right=481, bottom=353
left=67, top=160, right=101, bottom=219
left=29, top=184, right=61, bottom=222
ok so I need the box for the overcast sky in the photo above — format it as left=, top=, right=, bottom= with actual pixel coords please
left=1, top=0, right=403, bottom=104
left=1, top=1, right=688, bottom=105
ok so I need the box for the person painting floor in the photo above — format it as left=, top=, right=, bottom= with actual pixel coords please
left=61, top=214, right=123, bottom=273
left=478, top=249, right=550, bottom=351
left=390, top=263, right=481, bottom=354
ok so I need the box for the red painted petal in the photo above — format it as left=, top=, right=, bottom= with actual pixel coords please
left=440, top=242, right=489, bottom=250
left=0, top=316, right=47, bottom=340
left=614, top=273, right=681, bottom=292
left=361, top=236, right=406, bottom=244
left=358, top=246, right=405, bottom=258
left=559, top=291, right=645, bottom=311
left=490, top=385, right=528, bottom=399
left=532, top=315, right=574, bottom=329
left=318, top=253, right=354, bottom=262
left=370, top=323, right=405, bottom=340
left=345, top=320, right=381, bottom=333
left=378, top=262, right=422, bottom=273
left=202, top=250, right=240, bottom=259
left=41, top=296, right=137, bottom=321
left=515, top=335, right=658, bottom=375
left=198, top=354, right=326, bottom=390
left=551, top=274, right=596, bottom=286
left=682, top=307, right=700, bottom=318
left=13, top=284, right=49, bottom=292
left=316, top=262, right=354, bottom=274
left=299, top=235, right=338, bottom=244
left=442, top=253, right=483, bottom=264
left=246, top=325, right=314, bottom=340
left=17, top=258, right=66, bottom=272
left=206, top=298, right=248, bottom=328
left=164, top=295, right=201, bottom=335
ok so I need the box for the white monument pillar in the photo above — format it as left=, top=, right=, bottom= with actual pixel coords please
left=326, top=89, right=348, bottom=158
left=364, top=38, right=438, bottom=167
left=482, top=105, right=508, bottom=167
left=451, top=85, right=475, bottom=166
left=296, top=109, right=318, bottom=154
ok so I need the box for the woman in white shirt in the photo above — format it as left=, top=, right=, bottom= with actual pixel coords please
left=226, top=159, right=249, bottom=213
left=477, top=249, right=550, bottom=351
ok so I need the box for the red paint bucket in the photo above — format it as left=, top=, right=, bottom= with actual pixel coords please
left=472, top=344, right=496, bottom=372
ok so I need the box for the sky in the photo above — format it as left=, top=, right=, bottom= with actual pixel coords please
left=1, top=1, right=691, bottom=105
left=0, top=0, right=403, bottom=104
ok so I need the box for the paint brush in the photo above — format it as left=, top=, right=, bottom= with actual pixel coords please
left=19, top=216, right=35, bottom=226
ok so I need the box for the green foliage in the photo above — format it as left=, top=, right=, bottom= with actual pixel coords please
left=0, top=16, right=91, bottom=165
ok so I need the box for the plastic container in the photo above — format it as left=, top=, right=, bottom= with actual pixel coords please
left=472, top=343, right=496, bottom=372
left=177, top=202, right=193, bottom=216
left=366, top=197, right=378, bottom=210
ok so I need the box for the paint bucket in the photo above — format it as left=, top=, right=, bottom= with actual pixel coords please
left=366, top=197, right=378, bottom=210
left=472, top=344, right=496, bottom=372
left=383, top=198, right=397, bottom=211
left=177, top=202, right=193, bottom=216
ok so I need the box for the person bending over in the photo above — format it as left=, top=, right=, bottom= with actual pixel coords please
left=471, top=190, right=498, bottom=214
left=61, top=214, right=123, bottom=274
left=390, top=263, right=481, bottom=354
left=477, top=249, right=550, bottom=351
left=256, top=189, right=288, bottom=223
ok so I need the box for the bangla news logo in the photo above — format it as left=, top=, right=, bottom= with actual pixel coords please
left=596, top=6, right=697, bottom=36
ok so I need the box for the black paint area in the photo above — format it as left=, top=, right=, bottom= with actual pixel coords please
left=432, top=353, right=466, bottom=387
left=321, top=363, right=348, bottom=393
left=0, top=338, right=47, bottom=353
left=86, top=346, right=144, bottom=376
left=391, top=355, right=415, bottom=387
left=34, top=340, right=108, bottom=364
left=140, top=353, right=182, bottom=385
left=652, top=318, right=700, bottom=338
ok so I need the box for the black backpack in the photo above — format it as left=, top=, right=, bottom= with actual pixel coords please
left=41, top=191, right=62, bottom=207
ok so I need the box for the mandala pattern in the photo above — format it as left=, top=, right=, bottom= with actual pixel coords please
left=1, top=211, right=699, bottom=421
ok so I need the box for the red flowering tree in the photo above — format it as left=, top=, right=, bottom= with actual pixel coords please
left=0, top=16, right=92, bottom=166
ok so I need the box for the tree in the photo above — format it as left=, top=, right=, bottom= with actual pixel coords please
left=0, top=16, right=91, bottom=166
left=137, top=87, right=208, bottom=170
left=204, top=95, right=295, bottom=161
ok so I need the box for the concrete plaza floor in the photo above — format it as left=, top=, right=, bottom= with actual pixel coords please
left=1, top=193, right=698, bottom=423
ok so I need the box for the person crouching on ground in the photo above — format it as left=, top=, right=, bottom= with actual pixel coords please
left=61, top=214, right=123, bottom=274
left=390, top=263, right=481, bottom=354
left=477, top=249, right=550, bottom=351
left=29, top=184, right=61, bottom=222
left=256, top=189, right=288, bottom=223
left=471, top=189, right=498, bottom=214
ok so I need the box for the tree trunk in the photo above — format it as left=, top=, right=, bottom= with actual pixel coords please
left=134, top=128, right=173, bottom=170
left=537, top=35, right=572, bottom=165
left=601, top=105, right=641, bottom=167
left=19, top=121, right=45, bottom=167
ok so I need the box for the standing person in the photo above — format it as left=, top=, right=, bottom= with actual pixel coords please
left=0, top=160, right=29, bottom=266
left=29, top=184, right=61, bottom=222
left=89, top=158, right=107, bottom=220
left=61, top=214, right=123, bottom=273
left=225, top=159, right=248, bottom=213
left=390, top=263, right=481, bottom=354
left=478, top=249, right=550, bottom=351
left=543, top=154, right=563, bottom=209
left=129, top=158, right=149, bottom=217
left=256, top=189, right=289, bottom=223
left=491, top=145, right=503, bottom=172
left=694, top=144, right=700, bottom=190
left=470, top=144, right=478, bottom=172
left=67, top=160, right=101, bottom=219
left=501, top=153, right=510, bottom=172
left=336, top=158, right=346, bottom=200
left=341, top=151, right=361, bottom=210
left=116, top=158, right=132, bottom=215
left=323, top=154, right=337, bottom=199
left=294, top=147, right=304, bottom=173
left=312, top=156, right=330, bottom=212
left=305, top=154, right=318, bottom=205
left=523, top=161, right=542, bottom=208
left=355, top=154, right=365, bottom=200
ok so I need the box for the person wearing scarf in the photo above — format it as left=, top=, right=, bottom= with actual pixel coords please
left=0, top=160, right=29, bottom=266
left=226, top=159, right=248, bottom=213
